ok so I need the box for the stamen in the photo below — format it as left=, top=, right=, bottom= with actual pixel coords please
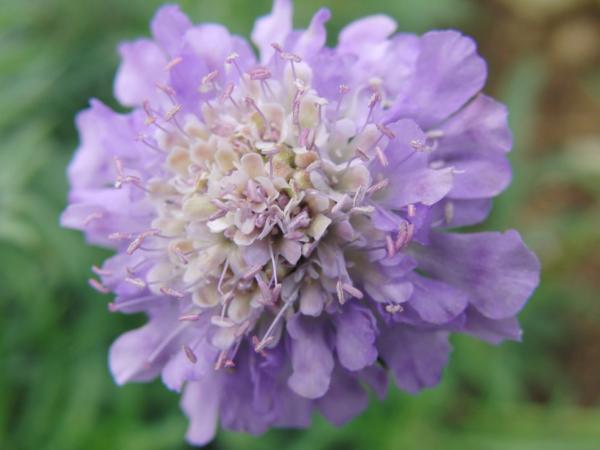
left=156, top=82, right=177, bottom=98
left=367, top=178, right=389, bottom=195
left=336, top=279, right=346, bottom=304
left=125, top=276, right=146, bottom=289
left=164, top=56, right=183, bottom=71
left=179, top=313, right=201, bottom=322
left=164, top=104, right=182, bottom=121
left=385, top=303, right=403, bottom=314
left=248, top=67, right=271, bottom=81
left=160, top=286, right=186, bottom=298
left=89, top=278, right=110, bottom=294
left=83, top=212, right=103, bottom=226
left=200, top=70, right=219, bottom=93
left=386, top=234, right=396, bottom=258
left=211, top=316, right=235, bottom=328
left=342, top=283, right=363, bottom=300
left=92, top=265, right=112, bottom=276
left=377, top=123, right=396, bottom=139
left=375, top=146, right=388, bottom=167
left=254, top=296, right=293, bottom=353
left=183, top=345, right=197, bottom=363
left=395, top=221, right=415, bottom=251
left=407, top=204, right=417, bottom=218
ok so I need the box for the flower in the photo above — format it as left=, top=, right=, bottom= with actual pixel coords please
left=61, top=1, right=540, bottom=445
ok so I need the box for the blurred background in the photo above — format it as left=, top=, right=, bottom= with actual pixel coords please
left=1, top=0, right=599, bottom=449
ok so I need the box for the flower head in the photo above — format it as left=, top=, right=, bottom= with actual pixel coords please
left=62, top=1, right=540, bottom=445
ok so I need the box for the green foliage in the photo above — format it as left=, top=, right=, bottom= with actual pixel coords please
left=1, top=0, right=598, bottom=449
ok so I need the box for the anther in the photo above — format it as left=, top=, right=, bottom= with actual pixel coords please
left=125, top=276, right=146, bottom=289
left=407, top=204, right=417, bottom=218
left=336, top=279, right=346, bottom=305
left=183, top=345, right=197, bottom=363
left=164, top=57, right=183, bottom=71
left=83, top=212, right=103, bottom=226
left=160, top=286, right=185, bottom=298
left=89, top=278, right=110, bottom=294
left=395, top=221, right=415, bottom=251
left=342, top=283, right=364, bottom=300
left=385, top=303, right=403, bottom=314
left=179, top=313, right=201, bottom=322
left=248, top=67, right=272, bottom=81
left=92, top=265, right=112, bottom=276
left=375, top=146, right=388, bottom=167
left=366, top=178, right=389, bottom=195
left=355, top=147, right=370, bottom=162
left=385, top=235, right=396, bottom=258
left=164, top=104, right=182, bottom=121
left=211, top=315, right=235, bottom=328
left=156, top=82, right=176, bottom=97
left=377, top=123, right=396, bottom=139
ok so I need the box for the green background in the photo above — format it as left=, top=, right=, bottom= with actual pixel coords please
left=1, top=0, right=599, bottom=449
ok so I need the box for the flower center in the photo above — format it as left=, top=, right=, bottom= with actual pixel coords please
left=108, top=47, right=412, bottom=368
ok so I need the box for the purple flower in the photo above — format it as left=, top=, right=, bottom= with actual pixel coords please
left=62, top=1, right=540, bottom=445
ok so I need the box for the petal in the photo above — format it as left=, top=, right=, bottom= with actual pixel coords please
left=446, top=154, right=511, bottom=199
left=386, top=31, right=487, bottom=128
left=432, top=198, right=492, bottom=228
left=287, top=314, right=334, bottom=399
left=181, top=377, right=221, bottom=446
left=359, top=365, right=389, bottom=400
left=463, top=306, right=523, bottom=344
left=114, top=39, right=167, bottom=107
left=299, top=282, right=325, bottom=316
left=335, top=304, right=378, bottom=371
left=385, top=166, right=454, bottom=208
left=162, top=337, right=217, bottom=392
left=293, top=8, right=331, bottom=59
left=251, top=0, right=293, bottom=63
left=150, top=4, right=192, bottom=56
left=338, top=15, right=397, bottom=51
left=67, top=99, right=147, bottom=190
left=438, top=94, right=512, bottom=156
left=408, top=274, right=469, bottom=324
left=415, top=231, right=541, bottom=319
left=317, top=368, right=368, bottom=426
left=109, top=313, right=175, bottom=385
left=378, top=327, right=451, bottom=394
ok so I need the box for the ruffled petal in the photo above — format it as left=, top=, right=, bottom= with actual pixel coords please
left=109, top=310, right=178, bottom=385
left=150, top=4, right=192, bottom=56
left=114, top=39, right=167, bottom=107
left=432, top=198, right=492, bottom=228
left=181, top=377, right=221, bottom=446
left=446, top=154, right=511, bottom=199
left=463, top=307, right=523, bottom=344
left=287, top=314, right=334, bottom=399
left=293, top=8, right=331, bottom=59
left=252, top=0, right=293, bottom=63
left=378, top=327, right=451, bottom=394
left=317, top=368, right=368, bottom=426
left=438, top=94, right=512, bottom=156
left=162, top=335, right=217, bottom=392
left=386, top=30, right=487, bottom=128
left=338, top=15, right=397, bottom=51
left=415, top=231, right=541, bottom=319
left=335, top=304, right=378, bottom=371
left=408, top=274, right=469, bottom=324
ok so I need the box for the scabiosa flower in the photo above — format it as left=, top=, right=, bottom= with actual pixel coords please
left=62, top=0, right=540, bottom=445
